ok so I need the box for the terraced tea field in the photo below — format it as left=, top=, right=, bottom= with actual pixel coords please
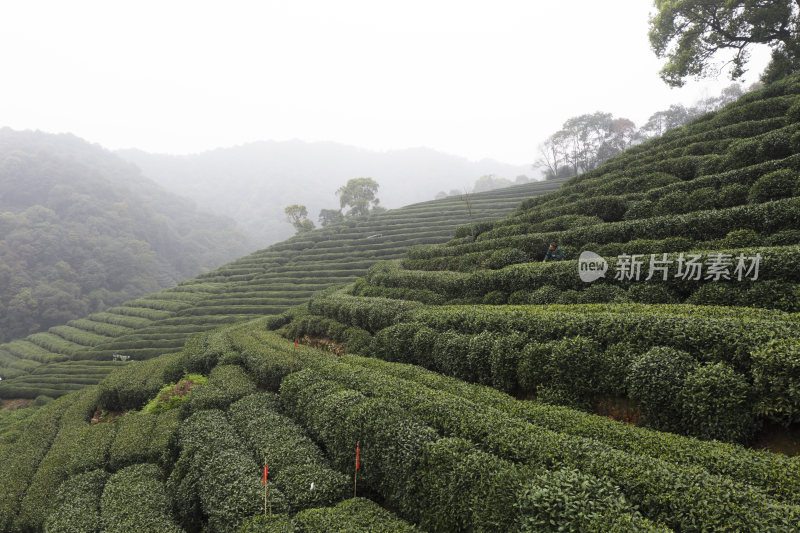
left=0, top=178, right=566, bottom=398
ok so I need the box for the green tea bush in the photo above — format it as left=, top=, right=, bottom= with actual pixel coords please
left=272, top=463, right=349, bottom=513
left=181, top=364, right=256, bottom=415
left=44, top=469, right=109, bottom=533
left=108, top=412, right=157, bottom=470
left=513, top=467, right=650, bottom=533
left=748, top=169, right=797, bottom=203
left=626, top=284, right=677, bottom=304
left=101, top=463, right=183, bottom=533
left=751, top=338, right=800, bottom=426
left=67, top=422, right=118, bottom=474
left=291, top=498, right=420, bottom=532
left=679, top=362, right=758, bottom=443
left=627, top=346, right=696, bottom=433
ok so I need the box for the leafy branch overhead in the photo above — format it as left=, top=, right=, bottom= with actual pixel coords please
left=649, top=0, right=800, bottom=86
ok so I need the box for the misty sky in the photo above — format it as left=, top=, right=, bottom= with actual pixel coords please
left=1, top=1, right=772, bottom=166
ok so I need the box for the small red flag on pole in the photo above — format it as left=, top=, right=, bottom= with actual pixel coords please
left=295, top=338, right=298, bottom=348
left=263, top=464, right=268, bottom=486
left=353, top=442, right=360, bottom=498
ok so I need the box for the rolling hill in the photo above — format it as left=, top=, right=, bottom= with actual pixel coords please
left=2, top=74, right=800, bottom=531
left=0, top=128, right=252, bottom=343
left=0, top=177, right=566, bottom=398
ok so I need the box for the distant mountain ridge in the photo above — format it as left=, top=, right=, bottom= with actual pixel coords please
left=118, top=140, right=531, bottom=247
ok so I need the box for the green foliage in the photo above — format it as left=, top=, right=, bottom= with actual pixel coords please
left=291, top=498, right=420, bottom=532
left=514, top=467, right=648, bottom=533
left=142, top=373, right=207, bottom=415
left=101, top=463, right=183, bottom=533
left=44, top=469, right=109, bottom=533
left=628, top=346, right=696, bottom=433
left=752, top=338, right=800, bottom=426
left=748, top=169, right=798, bottom=204
left=336, top=177, right=381, bottom=218
left=679, top=362, right=758, bottom=443
left=182, top=364, right=256, bottom=414
left=98, top=352, right=186, bottom=411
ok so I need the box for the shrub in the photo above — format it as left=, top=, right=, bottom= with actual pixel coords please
left=343, top=327, right=372, bottom=355
left=44, top=469, right=109, bottom=533
left=767, top=229, right=800, bottom=245
left=627, top=284, right=677, bottom=304
left=490, top=332, right=529, bottom=393
left=528, top=285, right=561, bottom=305
left=627, top=346, right=696, bottom=433
left=717, top=183, right=749, bottom=208
left=514, top=467, right=640, bottom=533
left=508, top=290, right=533, bottom=304
left=720, top=228, right=759, bottom=248
left=101, top=463, right=182, bottom=533
left=433, top=330, right=473, bottom=381
left=685, top=283, right=742, bottom=307
left=758, top=129, right=793, bottom=161
left=273, top=463, right=349, bottom=513
left=751, top=338, right=800, bottom=426
left=748, top=169, right=797, bottom=204
left=686, top=187, right=717, bottom=212
left=108, top=412, right=157, bottom=470
left=482, top=290, right=508, bottom=304
left=577, top=284, right=628, bottom=304
left=484, top=248, right=529, bottom=269
left=200, top=448, right=288, bottom=532
left=679, top=363, right=758, bottom=443
left=181, top=364, right=256, bottom=414
left=292, top=498, right=420, bottom=532
left=67, top=422, right=118, bottom=474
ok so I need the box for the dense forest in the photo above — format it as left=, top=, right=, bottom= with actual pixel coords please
left=0, top=129, right=251, bottom=343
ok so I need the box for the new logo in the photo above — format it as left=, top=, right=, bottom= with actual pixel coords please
left=578, top=251, right=608, bottom=283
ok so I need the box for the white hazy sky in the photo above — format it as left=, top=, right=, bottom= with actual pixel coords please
left=0, top=0, right=772, bottom=166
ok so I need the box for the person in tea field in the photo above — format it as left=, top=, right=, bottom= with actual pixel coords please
left=543, top=241, right=564, bottom=263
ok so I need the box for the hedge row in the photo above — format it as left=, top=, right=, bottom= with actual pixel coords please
left=98, top=352, right=186, bottom=411
left=279, top=370, right=662, bottom=532
left=342, top=352, right=800, bottom=505
left=101, top=463, right=184, bottom=532
left=283, top=361, right=798, bottom=531
left=406, top=197, right=800, bottom=267
left=168, top=409, right=287, bottom=531
left=45, top=469, right=109, bottom=533
left=228, top=393, right=349, bottom=513
left=13, top=387, right=101, bottom=531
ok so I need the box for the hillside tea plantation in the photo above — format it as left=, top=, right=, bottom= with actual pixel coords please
left=2, top=74, right=800, bottom=531
left=0, top=177, right=565, bottom=399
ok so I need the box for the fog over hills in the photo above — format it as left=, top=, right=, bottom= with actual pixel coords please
left=118, top=140, right=531, bottom=247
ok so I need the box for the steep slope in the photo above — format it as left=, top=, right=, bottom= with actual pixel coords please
left=282, top=73, right=800, bottom=449
left=118, top=141, right=531, bottom=247
left=3, top=75, right=800, bottom=533
left=0, top=178, right=566, bottom=398
left=0, top=129, right=251, bottom=343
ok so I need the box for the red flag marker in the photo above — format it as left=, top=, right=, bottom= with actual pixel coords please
left=356, top=444, right=360, bottom=470
left=295, top=338, right=298, bottom=348
left=263, top=464, right=268, bottom=486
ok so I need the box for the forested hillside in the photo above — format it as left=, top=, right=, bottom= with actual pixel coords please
left=3, top=75, right=800, bottom=533
left=0, top=129, right=251, bottom=343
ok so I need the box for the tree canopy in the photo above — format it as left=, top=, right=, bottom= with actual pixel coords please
left=284, top=204, right=315, bottom=233
left=649, top=0, right=800, bottom=87
left=336, top=178, right=381, bottom=218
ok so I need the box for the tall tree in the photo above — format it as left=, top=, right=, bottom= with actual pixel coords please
left=336, top=178, right=380, bottom=218
left=649, top=1, right=800, bottom=87
left=318, top=208, right=344, bottom=227
left=284, top=204, right=315, bottom=233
